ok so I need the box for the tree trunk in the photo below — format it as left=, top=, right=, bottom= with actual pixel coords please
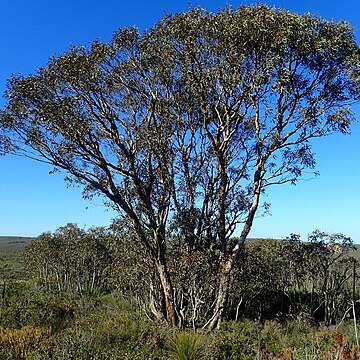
left=204, top=257, right=233, bottom=330
left=154, top=258, right=177, bottom=326
left=131, top=220, right=178, bottom=326
left=204, top=170, right=263, bottom=330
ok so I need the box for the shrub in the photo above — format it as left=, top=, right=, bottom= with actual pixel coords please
left=1, top=293, right=74, bottom=330
left=0, top=325, right=51, bottom=359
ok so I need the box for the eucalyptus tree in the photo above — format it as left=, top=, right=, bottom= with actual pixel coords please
left=306, top=230, right=355, bottom=325
left=24, top=224, right=115, bottom=294
left=1, top=5, right=359, bottom=328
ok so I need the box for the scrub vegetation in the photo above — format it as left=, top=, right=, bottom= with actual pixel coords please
left=0, top=224, right=360, bottom=359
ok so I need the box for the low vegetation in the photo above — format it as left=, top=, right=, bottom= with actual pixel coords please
left=0, top=223, right=359, bottom=359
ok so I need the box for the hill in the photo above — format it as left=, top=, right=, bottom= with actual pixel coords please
left=0, top=236, right=33, bottom=250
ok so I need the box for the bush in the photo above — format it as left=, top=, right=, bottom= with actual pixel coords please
left=212, top=320, right=360, bottom=360
left=1, top=292, right=74, bottom=330
left=0, top=325, right=51, bottom=359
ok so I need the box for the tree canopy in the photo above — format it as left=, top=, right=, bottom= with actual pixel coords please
left=1, top=5, right=359, bottom=328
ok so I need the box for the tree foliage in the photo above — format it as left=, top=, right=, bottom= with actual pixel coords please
left=2, top=5, right=359, bottom=328
left=229, top=232, right=357, bottom=325
left=24, top=224, right=115, bottom=295
left=24, top=223, right=359, bottom=328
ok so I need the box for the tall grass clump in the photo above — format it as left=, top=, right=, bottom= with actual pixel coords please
left=169, top=331, right=206, bottom=360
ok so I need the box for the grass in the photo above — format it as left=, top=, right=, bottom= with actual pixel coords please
left=169, top=331, right=207, bottom=360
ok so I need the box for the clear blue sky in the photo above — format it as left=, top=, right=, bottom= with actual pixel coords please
left=0, top=0, right=359, bottom=241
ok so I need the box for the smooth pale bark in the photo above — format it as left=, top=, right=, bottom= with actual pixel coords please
left=205, top=175, right=262, bottom=330
left=154, top=258, right=177, bottom=326
left=133, top=222, right=178, bottom=325
left=204, top=257, right=234, bottom=330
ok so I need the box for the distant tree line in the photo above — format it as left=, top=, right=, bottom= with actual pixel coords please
left=24, top=223, right=358, bottom=327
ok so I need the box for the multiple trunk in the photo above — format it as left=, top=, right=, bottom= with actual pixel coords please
left=142, top=169, right=264, bottom=330
left=204, top=258, right=234, bottom=330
